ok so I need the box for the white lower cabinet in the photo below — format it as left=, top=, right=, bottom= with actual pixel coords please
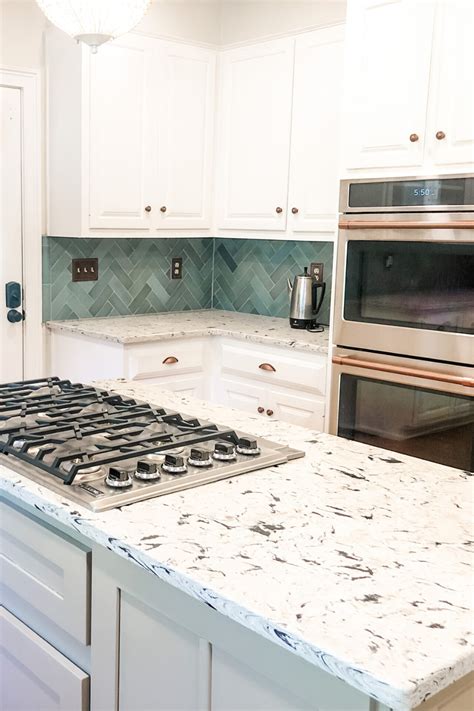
left=0, top=607, right=89, bottom=711
left=48, top=330, right=327, bottom=430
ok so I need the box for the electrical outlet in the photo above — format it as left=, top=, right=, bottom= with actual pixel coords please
left=171, top=257, right=183, bottom=279
left=310, top=262, right=324, bottom=283
left=72, top=258, right=98, bottom=282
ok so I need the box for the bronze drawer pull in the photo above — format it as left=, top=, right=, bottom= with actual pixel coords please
left=160, top=206, right=167, bottom=213
left=259, top=362, right=276, bottom=372
left=409, top=133, right=419, bottom=142
left=145, top=205, right=152, bottom=212
left=332, top=356, right=474, bottom=388
left=162, top=356, right=178, bottom=365
left=257, top=407, right=265, bottom=414
left=275, top=206, right=283, bottom=214
left=435, top=130, right=446, bottom=140
left=266, top=409, right=274, bottom=417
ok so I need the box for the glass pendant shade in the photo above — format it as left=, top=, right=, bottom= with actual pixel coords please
left=36, top=0, right=151, bottom=52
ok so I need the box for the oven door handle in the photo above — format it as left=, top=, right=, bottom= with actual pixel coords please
left=338, top=219, right=474, bottom=229
left=332, top=356, right=474, bottom=388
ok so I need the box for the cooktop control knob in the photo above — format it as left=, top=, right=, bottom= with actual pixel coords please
left=135, top=460, right=161, bottom=481
left=105, top=467, right=133, bottom=488
left=236, top=437, right=261, bottom=456
left=213, top=442, right=237, bottom=461
left=188, top=448, right=213, bottom=467
left=162, top=453, right=187, bottom=475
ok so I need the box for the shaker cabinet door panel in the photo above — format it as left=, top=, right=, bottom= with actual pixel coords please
left=217, top=39, right=294, bottom=230
left=154, top=44, right=216, bottom=229
left=118, top=591, right=209, bottom=711
left=428, top=0, right=474, bottom=168
left=88, top=36, right=154, bottom=229
left=0, top=608, right=89, bottom=711
left=288, top=27, right=345, bottom=233
left=343, top=0, right=435, bottom=170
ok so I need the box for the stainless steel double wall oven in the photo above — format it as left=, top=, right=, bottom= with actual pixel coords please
left=330, top=175, right=474, bottom=471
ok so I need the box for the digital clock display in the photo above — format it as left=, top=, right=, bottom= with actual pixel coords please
left=348, top=177, right=474, bottom=208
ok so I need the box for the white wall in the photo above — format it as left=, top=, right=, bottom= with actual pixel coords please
left=0, top=1, right=49, bottom=69
left=219, top=0, right=347, bottom=45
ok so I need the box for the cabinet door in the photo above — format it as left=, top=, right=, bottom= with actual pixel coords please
left=154, top=43, right=216, bottom=229
left=0, top=607, right=89, bottom=711
left=119, top=591, right=209, bottom=711
left=271, top=387, right=325, bottom=430
left=288, top=26, right=344, bottom=234
left=428, top=0, right=474, bottom=168
left=217, top=39, right=294, bottom=230
left=219, top=376, right=268, bottom=417
left=88, top=35, right=154, bottom=229
left=343, top=0, right=435, bottom=171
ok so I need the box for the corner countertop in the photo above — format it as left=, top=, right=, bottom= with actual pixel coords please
left=46, top=310, right=329, bottom=354
left=1, top=381, right=472, bottom=710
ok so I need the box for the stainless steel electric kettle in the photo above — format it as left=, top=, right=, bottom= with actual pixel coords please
left=287, top=267, right=326, bottom=329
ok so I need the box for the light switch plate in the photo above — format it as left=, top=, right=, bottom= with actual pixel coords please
left=72, top=258, right=98, bottom=282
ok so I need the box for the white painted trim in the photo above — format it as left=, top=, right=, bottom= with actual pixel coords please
left=0, top=68, right=43, bottom=379
left=219, top=21, right=346, bottom=51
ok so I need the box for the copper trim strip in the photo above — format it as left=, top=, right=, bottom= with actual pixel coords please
left=332, top=356, right=474, bottom=388
left=338, top=220, right=474, bottom=230
left=258, top=362, right=276, bottom=372
left=162, top=356, right=178, bottom=365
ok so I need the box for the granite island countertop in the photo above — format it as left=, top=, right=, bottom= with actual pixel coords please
left=46, top=309, right=329, bottom=354
left=1, top=380, right=472, bottom=711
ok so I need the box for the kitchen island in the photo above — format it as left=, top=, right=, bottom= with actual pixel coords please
left=1, top=380, right=473, bottom=711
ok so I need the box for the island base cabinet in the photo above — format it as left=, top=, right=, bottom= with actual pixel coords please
left=0, top=607, right=89, bottom=711
left=91, top=546, right=378, bottom=711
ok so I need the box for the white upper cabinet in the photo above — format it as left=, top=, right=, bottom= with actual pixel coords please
left=288, top=26, right=345, bottom=233
left=216, top=38, right=295, bottom=231
left=46, top=30, right=216, bottom=237
left=89, top=35, right=154, bottom=230
left=342, top=0, right=435, bottom=171
left=154, top=43, right=216, bottom=230
left=427, top=0, right=474, bottom=168
left=342, top=0, right=474, bottom=176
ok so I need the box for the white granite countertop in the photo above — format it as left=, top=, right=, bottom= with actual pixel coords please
left=1, top=381, right=472, bottom=710
left=46, top=309, right=329, bottom=354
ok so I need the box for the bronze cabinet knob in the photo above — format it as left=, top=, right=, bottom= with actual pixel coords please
left=145, top=205, right=152, bottom=212
left=435, top=131, right=446, bottom=140
left=409, top=133, right=419, bottom=142
left=160, top=206, right=167, bottom=213
left=266, top=409, right=274, bottom=417
left=275, top=206, right=283, bottom=214
left=291, top=207, right=299, bottom=214
left=257, top=406, right=265, bottom=414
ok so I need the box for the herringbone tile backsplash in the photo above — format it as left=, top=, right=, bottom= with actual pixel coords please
left=43, top=237, right=333, bottom=324
left=213, top=238, right=333, bottom=325
left=42, top=237, right=214, bottom=321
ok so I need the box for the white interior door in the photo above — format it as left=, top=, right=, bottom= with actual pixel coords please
left=288, top=26, right=345, bottom=234
left=217, top=38, right=294, bottom=230
left=0, top=85, right=24, bottom=383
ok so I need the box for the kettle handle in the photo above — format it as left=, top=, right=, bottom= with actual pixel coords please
left=312, top=281, right=326, bottom=315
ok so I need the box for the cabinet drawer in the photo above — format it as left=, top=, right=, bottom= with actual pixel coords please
left=124, top=339, right=205, bottom=381
left=0, top=503, right=91, bottom=645
left=0, top=607, right=89, bottom=711
left=220, top=340, right=327, bottom=394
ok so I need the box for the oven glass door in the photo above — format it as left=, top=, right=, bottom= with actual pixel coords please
left=344, top=241, right=474, bottom=335
left=338, top=374, right=474, bottom=471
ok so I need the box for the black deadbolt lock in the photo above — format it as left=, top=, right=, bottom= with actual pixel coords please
left=5, top=282, right=21, bottom=309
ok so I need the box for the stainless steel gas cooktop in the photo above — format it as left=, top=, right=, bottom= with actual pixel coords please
left=0, top=378, right=304, bottom=511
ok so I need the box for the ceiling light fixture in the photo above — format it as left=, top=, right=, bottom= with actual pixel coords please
left=36, top=0, right=151, bottom=53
